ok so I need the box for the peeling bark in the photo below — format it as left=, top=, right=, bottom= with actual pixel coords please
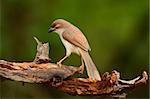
left=0, top=37, right=148, bottom=97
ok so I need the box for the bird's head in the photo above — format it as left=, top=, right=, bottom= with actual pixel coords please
left=48, top=19, right=69, bottom=33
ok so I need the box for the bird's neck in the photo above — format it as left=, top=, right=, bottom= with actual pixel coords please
left=55, top=28, right=65, bottom=36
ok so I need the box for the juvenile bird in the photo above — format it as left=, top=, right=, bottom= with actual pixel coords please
left=48, top=19, right=101, bottom=81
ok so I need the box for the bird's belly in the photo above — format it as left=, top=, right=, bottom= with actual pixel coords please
left=61, top=38, right=80, bottom=55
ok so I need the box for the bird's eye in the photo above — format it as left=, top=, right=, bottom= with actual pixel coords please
left=55, top=24, right=60, bottom=29
left=51, top=24, right=60, bottom=29
left=55, top=26, right=59, bottom=29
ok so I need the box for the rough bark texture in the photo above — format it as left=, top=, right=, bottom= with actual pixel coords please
left=0, top=60, right=81, bottom=83
left=0, top=37, right=148, bottom=97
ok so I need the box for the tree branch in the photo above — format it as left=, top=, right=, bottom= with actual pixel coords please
left=0, top=37, right=148, bottom=97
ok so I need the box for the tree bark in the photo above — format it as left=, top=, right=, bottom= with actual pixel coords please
left=0, top=37, right=148, bottom=97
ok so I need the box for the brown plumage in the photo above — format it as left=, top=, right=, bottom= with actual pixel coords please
left=48, top=19, right=101, bottom=81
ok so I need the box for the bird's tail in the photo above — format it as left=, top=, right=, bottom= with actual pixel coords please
left=79, top=49, right=101, bottom=81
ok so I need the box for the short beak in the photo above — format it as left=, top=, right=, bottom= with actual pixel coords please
left=48, top=27, right=55, bottom=33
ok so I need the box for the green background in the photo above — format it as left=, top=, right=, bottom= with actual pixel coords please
left=0, top=0, right=149, bottom=98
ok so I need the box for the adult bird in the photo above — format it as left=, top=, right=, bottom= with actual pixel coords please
left=48, top=19, right=101, bottom=81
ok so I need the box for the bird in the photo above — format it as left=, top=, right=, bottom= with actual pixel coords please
left=48, top=19, right=101, bottom=81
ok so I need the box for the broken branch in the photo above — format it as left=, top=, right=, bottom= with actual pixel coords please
left=0, top=37, right=148, bottom=97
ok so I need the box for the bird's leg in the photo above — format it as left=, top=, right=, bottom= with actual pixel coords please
left=57, top=55, right=68, bottom=67
left=79, top=58, right=84, bottom=74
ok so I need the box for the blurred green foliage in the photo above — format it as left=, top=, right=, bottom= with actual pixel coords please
left=0, top=0, right=149, bottom=98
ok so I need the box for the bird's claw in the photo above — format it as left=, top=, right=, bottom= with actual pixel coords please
left=57, top=62, right=62, bottom=67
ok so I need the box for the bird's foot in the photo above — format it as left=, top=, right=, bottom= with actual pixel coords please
left=57, top=62, right=62, bottom=67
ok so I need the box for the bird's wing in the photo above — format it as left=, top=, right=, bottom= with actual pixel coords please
left=62, top=30, right=91, bottom=52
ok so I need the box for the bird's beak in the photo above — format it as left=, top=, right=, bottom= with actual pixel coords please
left=48, top=27, right=55, bottom=33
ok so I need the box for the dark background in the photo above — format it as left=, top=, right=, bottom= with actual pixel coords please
left=0, top=0, right=149, bottom=98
